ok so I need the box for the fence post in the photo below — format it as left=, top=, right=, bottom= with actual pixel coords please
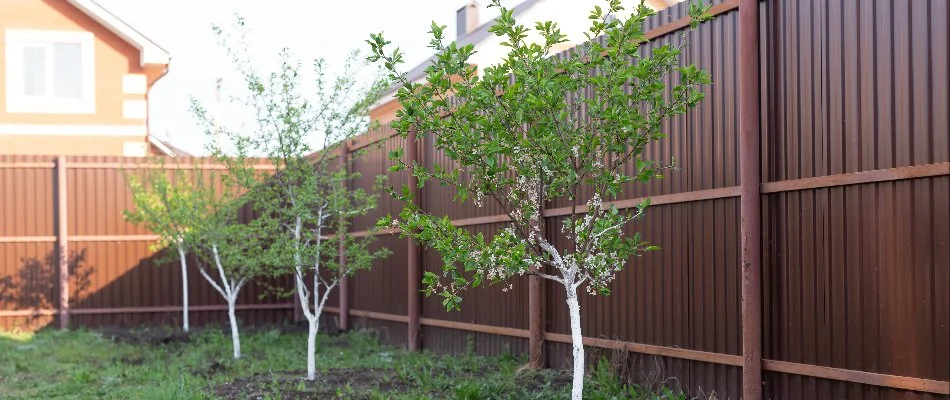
left=406, top=128, right=421, bottom=351
left=738, top=0, right=762, bottom=398
left=56, top=156, right=69, bottom=330
left=339, top=144, right=350, bottom=331
left=528, top=218, right=544, bottom=368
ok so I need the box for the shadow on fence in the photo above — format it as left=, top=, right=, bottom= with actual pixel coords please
left=0, top=245, right=294, bottom=331
left=0, top=249, right=94, bottom=324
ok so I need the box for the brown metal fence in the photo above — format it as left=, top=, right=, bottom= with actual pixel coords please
left=339, top=0, right=948, bottom=398
left=0, top=0, right=947, bottom=398
left=0, top=155, right=295, bottom=331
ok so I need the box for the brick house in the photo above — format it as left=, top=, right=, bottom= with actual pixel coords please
left=0, top=0, right=180, bottom=156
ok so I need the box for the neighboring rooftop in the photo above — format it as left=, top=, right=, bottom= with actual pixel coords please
left=149, top=136, right=191, bottom=157
left=379, top=0, right=686, bottom=101
left=382, top=0, right=541, bottom=97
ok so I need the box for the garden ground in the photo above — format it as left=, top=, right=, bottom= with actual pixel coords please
left=0, top=325, right=691, bottom=399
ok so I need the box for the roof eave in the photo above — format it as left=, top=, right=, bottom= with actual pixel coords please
left=147, top=136, right=177, bottom=157
left=65, top=0, right=171, bottom=68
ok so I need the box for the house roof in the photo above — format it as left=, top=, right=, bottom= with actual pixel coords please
left=64, top=0, right=170, bottom=67
left=148, top=136, right=191, bottom=157
left=381, top=0, right=542, bottom=99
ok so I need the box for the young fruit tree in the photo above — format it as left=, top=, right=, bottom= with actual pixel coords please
left=188, top=172, right=264, bottom=360
left=124, top=163, right=202, bottom=333
left=194, top=18, right=391, bottom=380
left=368, top=1, right=711, bottom=398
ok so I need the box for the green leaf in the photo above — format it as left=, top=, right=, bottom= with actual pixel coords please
left=388, top=148, right=404, bottom=160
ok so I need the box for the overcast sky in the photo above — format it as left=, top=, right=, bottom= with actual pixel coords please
left=94, top=0, right=525, bottom=155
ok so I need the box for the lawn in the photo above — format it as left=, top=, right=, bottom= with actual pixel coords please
left=0, top=326, right=687, bottom=399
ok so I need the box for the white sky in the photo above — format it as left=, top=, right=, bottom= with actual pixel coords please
left=94, top=0, right=524, bottom=155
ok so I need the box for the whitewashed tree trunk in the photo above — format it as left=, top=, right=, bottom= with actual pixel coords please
left=177, top=246, right=190, bottom=333
left=565, top=283, right=585, bottom=400
left=293, top=264, right=321, bottom=381
left=197, top=244, right=248, bottom=360
left=227, top=295, right=241, bottom=359
left=306, top=315, right=319, bottom=380
left=293, top=210, right=335, bottom=381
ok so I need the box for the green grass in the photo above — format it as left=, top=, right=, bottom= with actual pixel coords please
left=0, top=326, right=690, bottom=399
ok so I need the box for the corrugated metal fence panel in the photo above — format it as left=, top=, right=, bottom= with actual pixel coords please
left=0, top=156, right=54, bottom=237
left=349, top=233, right=407, bottom=316
left=66, top=156, right=234, bottom=236
left=0, top=155, right=57, bottom=330
left=420, top=222, right=530, bottom=357
left=424, top=327, right=528, bottom=358
left=762, top=0, right=949, bottom=183
left=544, top=198, right=741, bottom=355
left=420, top=222, right=529, bottom=329
left=549, top=1, right=739, bottom=211
left=416, top=95, right=531, bottom=357
left=347, top=125, right=409, bottom=316
left=544, top=198, right=741, bottom=398
left=639, top=3, right=739, bottom=195
left=762, top=178, right=950, bottom=399
left=356, top=319, right=408, bottom=349
left=420, top=133, right=507, bottom=220
left=351, top=125, right=407, bottom=232
left=761, top=0, right=949, bottom=398
left=68, top=160, right=136, bottom=236
left=0, top=242, right=58, bottom=330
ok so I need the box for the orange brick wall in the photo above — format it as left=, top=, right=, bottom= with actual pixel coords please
left=369, top=98, right=402, bottom=126
left=369, top=73, right=468, bottom=127
left=0, top=135, right=136, bottom=156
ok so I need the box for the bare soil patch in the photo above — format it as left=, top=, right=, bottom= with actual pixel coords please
left=97, top=326, right=191, bottom=346
left=213, top=368, right=410, bottom=399
left=515, top=369, right=573, bottom=393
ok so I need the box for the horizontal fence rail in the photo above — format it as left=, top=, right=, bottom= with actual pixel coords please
left=349, top=162, right=949, bottom=238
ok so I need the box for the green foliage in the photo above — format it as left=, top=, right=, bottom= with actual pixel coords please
left=123, top=161, right=205, bottom=255
left=0, top=328, right=689, bottom=399
left=192, top=195, right=265, bottom=302
left=194, top=17, right=391, bottom=316
left=368, top=0, right=712, bottom=307
left=124, top=159, right=263, bottom=300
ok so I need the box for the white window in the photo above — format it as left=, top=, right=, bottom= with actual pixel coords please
left=5, top=30, right=95, bottom=114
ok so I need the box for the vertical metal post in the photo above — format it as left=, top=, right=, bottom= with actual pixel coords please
left=739, top=0, right=762, bottom=398
left=528, top=271, right=544, bottom=367
left=338, top=144, right=350, bottom=331
left=407, top=128, right=421, bottom=351
left=528, top=219, right=544, bottom=368
left=56, top=156, right=69, bottom=329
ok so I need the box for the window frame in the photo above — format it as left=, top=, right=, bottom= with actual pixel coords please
left=5, top=29, right=96, bottom=114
